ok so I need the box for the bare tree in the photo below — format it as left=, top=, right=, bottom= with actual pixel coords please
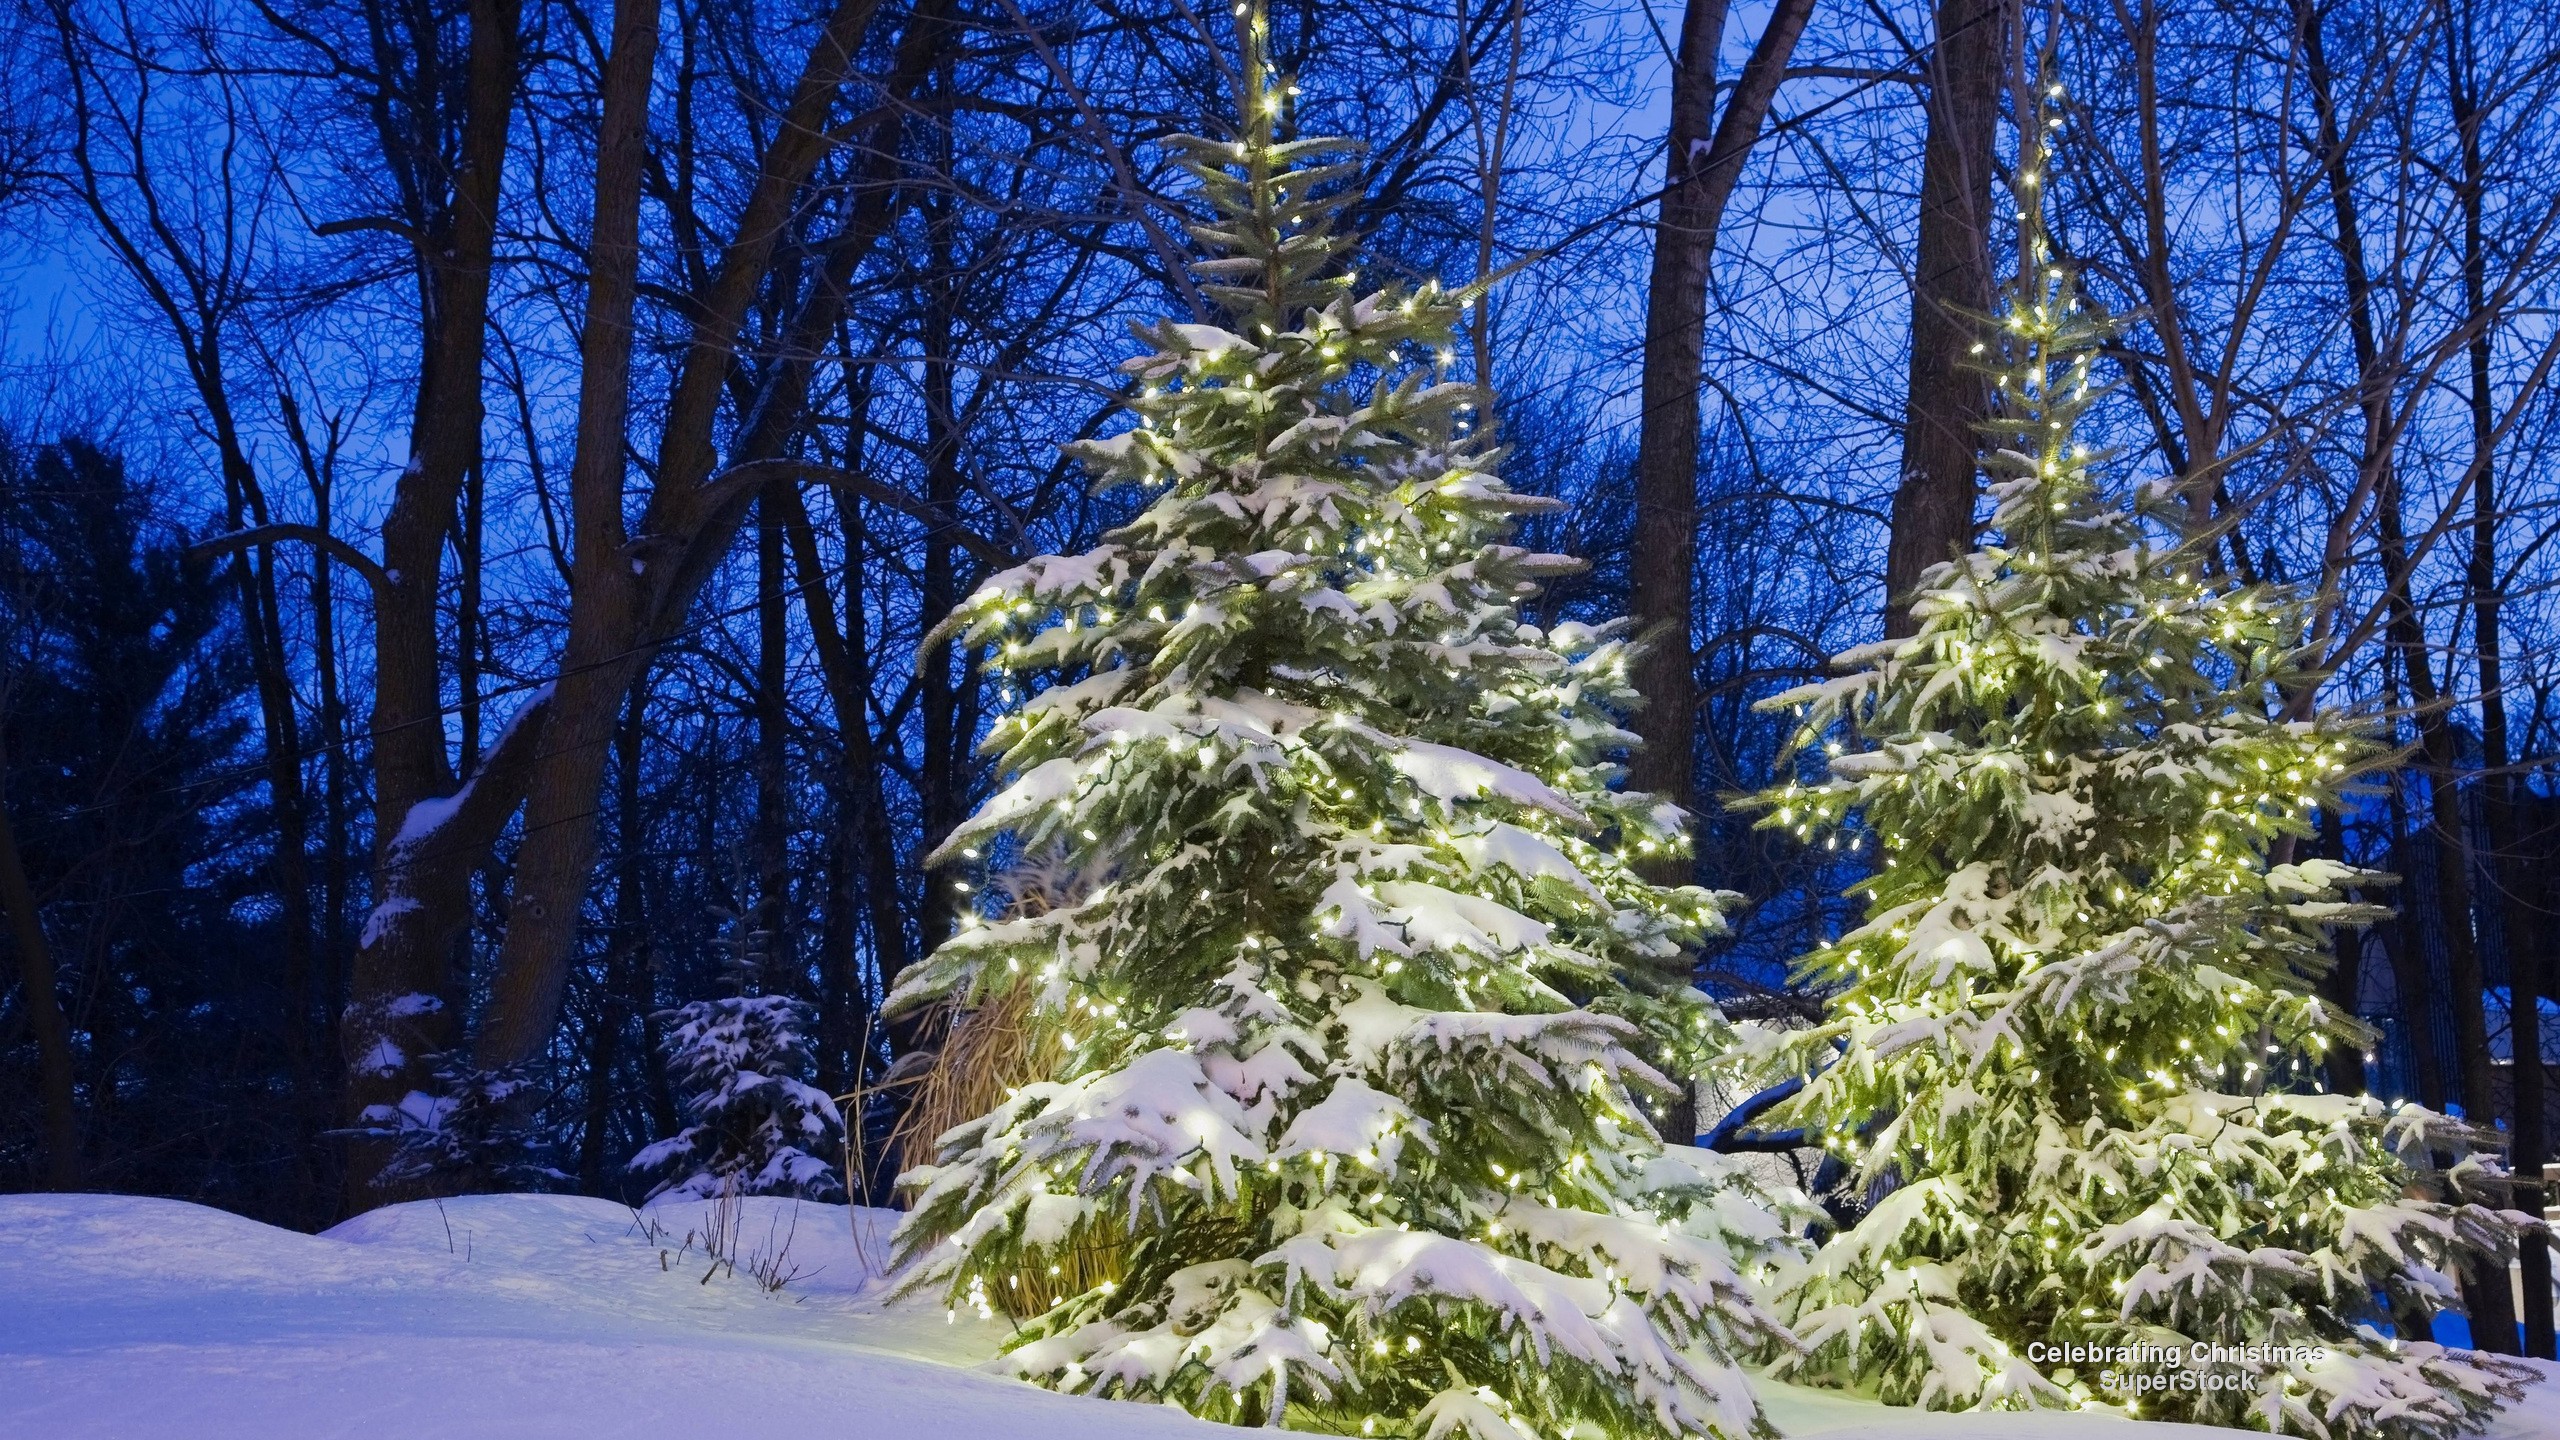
left=1880, top=0, right=2007, bottom=637
left=1629, top=0, right=1818, bottom=826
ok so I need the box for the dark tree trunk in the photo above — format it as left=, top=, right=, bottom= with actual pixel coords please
left=781, top=475, right=899, bottom=1093
left=469, top=0, right=666, bottom=1073
left=1628, top=0, right=1817, bottom=820
left=219, top=467, right=320, bottom=1121
left=2388, top=606, right=2516, bottom=1354
left=2305, top=0, right=2515, bottom=1348
left=2523, top=867, right=2557, bottom=1359
left=914, top=111, right=967, bottom=993
left=755, top=482, right=791, bottom=950
left=1624, top=0, right=1817, bottom=1144
left=2446, top=0, right=2552, bottom=1357
left=0, top=781, right=81, bottom=1189
left=342, top=0, right=527, bottom=1208
left=2311, top=813, right=2368, bottom=1097
left=312, top=477, right=348, bottom=1093
left=1883, top=0, right=2006, bottom=637
left=582, top=688, right=652, bottom=1193
left=2380, top=776, right=2448, bottom=1112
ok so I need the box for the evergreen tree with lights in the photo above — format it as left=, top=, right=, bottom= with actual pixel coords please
left=1745, top=82, right=2532, bottom=1440
left=885, top=13, right=1808, bottom=1439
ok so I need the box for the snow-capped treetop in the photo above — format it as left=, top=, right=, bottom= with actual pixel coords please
left=886, top=12, right=1803, bottom=1440
left=904, top=48, right=1738, bottom=1084
left=1746, top=77, right=2530, bottom=1440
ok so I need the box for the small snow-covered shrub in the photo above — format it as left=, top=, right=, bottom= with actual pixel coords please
left=630, top=993, right=847, bottom=1203
left=366, top=1058, right=567, bottom=1194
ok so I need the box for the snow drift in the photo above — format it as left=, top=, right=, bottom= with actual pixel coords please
left=1, top=1192, right=2554, bottom=1440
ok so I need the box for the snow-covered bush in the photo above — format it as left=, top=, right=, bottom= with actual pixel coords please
left=631, top=903, right=846, bottom=1203
left=1747, top=83, right=2532, bottom=1440
left=884, top=19, right=1806, bottom=1440
left=630, top=994, right=846, bottom=1203
left=368, top=1058, right=568, bottom=1194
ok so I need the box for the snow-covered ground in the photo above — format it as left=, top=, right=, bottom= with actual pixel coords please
left=1, top=1192, right=2553, bottom=1440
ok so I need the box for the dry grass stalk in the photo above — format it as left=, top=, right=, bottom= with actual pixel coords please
left=987, top=1208, right=1128, bottom=1319
left=847, top=854, right=1128, bottom=1314
left=891, top=981, right=1060, bottom=1182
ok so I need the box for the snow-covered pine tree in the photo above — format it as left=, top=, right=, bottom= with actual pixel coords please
left=372, top=1058, right=568, bottom=1194
left=1745, top=80, right=2531, bottom=1440
left=630, top=896, right=846, bottom=1202
left=885, top=14, right=1805, bottom=1439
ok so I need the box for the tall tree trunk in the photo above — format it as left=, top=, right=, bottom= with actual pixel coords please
left=913, top=105, right=967, bottom=992
left=1629, top=0, right=1730, bottom=821
left=1623, top=0, right=1814, bottom=1149
left=0, top=777, right=81, bottom=1189
left=582, top=687, right=651, bottom=1192
left=217, top=461, right=319, bottom=1113
left=2303, top=0, right=2447, bottom=1118
left=838, top=499, right=912, bottom=1009
left=1882, top=0, right=2006, bottom=637
left=817, top=815, right=854, bottom=1094
left=782, top=479, right=901, bottom=1090
left=2380, top=772, right=2448, bottom=1111
left=312, top=473, right=348, bottom=1086
left=2312, top=811, right=2368, bottom=1097
left=2376, top=333, right=2517, bottom=1361
left=620, top=697, right=677, bottom=1144
left=2526, top=858, right=2557, bottom=1359
left=469, top=0, right=664, bottom=1075
left=2303, top=0, right=2515, bottom=1348
left=2507, top=813, right=2553, bottom=1358
left=775, top=0, right=958, bottom=1050
left=470, top=0, right=908, bottom=1078
left=755, top=483, right=791, bottom=947
left=342, top=0, right=528, bottom=1208
left=1624, top=0, right=1816, bottom=1143
left=804, top=455, right=861, bottom=1095
left=458, top=459, right=487, bottom=773
left=1628, top=0, right=1817, bottom=817
left=2445, top=0, right=2551, bottom=1357
left=2379, top=491, right=2513, bottom=1353
left=287, top=432, right=348, bottom=1204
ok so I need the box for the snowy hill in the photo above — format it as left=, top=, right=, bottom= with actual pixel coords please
left=1, top=1192, right=2554, bottom=1440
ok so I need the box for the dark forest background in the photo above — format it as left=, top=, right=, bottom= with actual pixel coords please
left=0, top=0, right=2556, bottom=1234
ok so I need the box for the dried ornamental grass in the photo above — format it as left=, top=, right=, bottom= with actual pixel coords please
left=854, top=858, right=1127, bottom=1316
